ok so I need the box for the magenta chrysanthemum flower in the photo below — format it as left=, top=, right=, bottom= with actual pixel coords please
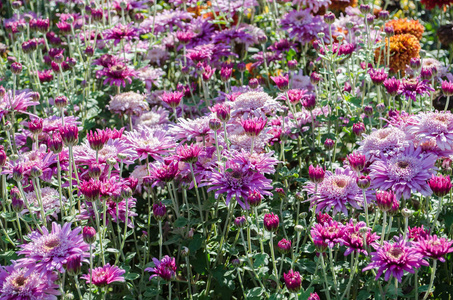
left=103, top=23, right=138, bottom=46
left=81, top=264, right=125, bottom=287
left=398, top=78, right=434, bottom=101
left=369, top=145, right=437, bottom=200
left=413, top=235, right=453, bottom=262
left=98, top=62, right=137, bottom=87
left=145, top=256, right=177, bottom=281
left=125, top=126, right=176, bottom=161
left=358, top=127, right=409, bottom=160
left=304, top=167, right=364, bottom=215
left=283, top=270, right=302, bottom=292
left=311, top=219, right=345, bottom=248
left=407, top=111, right=453, bottom=151
left=0, top=264, right=60, bottom=300
left=362, top=238, right=429, bottom=282
left=16, top=222, right=89, bottom=274
left=204, top=160, right=273, bottom=209
left=149, top=160, right=180, bottom=185
left=428, top=174, right=452, bottom=197
left=408, top=226, right=430, bottom=241
left=339, top=220, right=380, bottom=256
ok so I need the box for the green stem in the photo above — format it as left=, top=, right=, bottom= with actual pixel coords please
left=422, top=260, right=437, bottom=300
left=270, top=234, right=280, bottom=290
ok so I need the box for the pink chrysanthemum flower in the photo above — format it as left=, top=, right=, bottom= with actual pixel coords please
left=413, top=235, right=453, bottom=262
left=108, top=91, right=149, bottom=117
left=0, top=264, right=60, bottom=300
left=3, top=145, right=57, bottom=182
left=73, top=138, right=136, bottom=168
left=358, top=127, right=409, bottom=160
left=125, top=126, right=176, bottom=161
left=137, top=67, right=165, bottom=90
left=98, top=62, right=137, bottom=87
left=304, top=167, right=364, bottom=216
left=149, top=160, right=180, bottom=186
left=204, top=160, right=273, bottom=209
left=103, top=23, right=138, bottom=46
left=23, top=187, right=67, bottom=219
left=406, top=111, right=453, bottom=151
left=369, top=145, right=437, bottom=200
left=363, top=238, right=428, bottom=282
left=134, top=106, right=169, bottom=128
left=0, top=89, right=39, bottom=118
left=229, top=91, right=283, bottom=118
left=81, top=264, right=125, bottom=287
left=145, top=256, right=177, bottom=281
left=16, top=222, right=89, bottom=274
left=339, top=219, right=380, bottom=256
left=170, top=116, right=211, bottom=142
left=311, top=219, right=345, bottom=248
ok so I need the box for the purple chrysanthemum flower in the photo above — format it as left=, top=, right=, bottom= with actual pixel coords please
left=407, top=226, right=430, bottom=242
left=0, top=264, right=60, bottom=300
left=81, top=264, right=125, bottom=287
left=204, top=160, right=273, bottom=209
left=369, top=145, right=437, bottom=200
left=358, top=127, right=409, bottom=160
left=413, top=235, right=453, bottom=262
left=398, top=78, right=434, bottom=102
left=140, top=10, right=191, bottom=35
left=280, top=9, right=328, bottom=44
left=362, top=238, right=429, bottom=282
left=16, top=222, right=89, bottom=274
left=311, top=219, right=345, bottom=248
left=339, top=219, right=380, bottom=256
left=145, top=255, right=177, bottom=281
left=304, top=167, right=364, bottom=215
left=125, top=126, right=176, bottom=161
left=227, top=149, right=279, bottom=174
left=23, top=187, right=67, bottom=220
left=407, top=111, right=453, bottom=151
left=137, top=67, right=165, bottom=90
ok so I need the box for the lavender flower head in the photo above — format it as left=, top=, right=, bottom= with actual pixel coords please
left=16, top=222, right=89, bottom=274
left=0, top=264, right=61, bottom=300
left=369, top=145, right=437, bottom=200
left=358, top=127, right=409, bottom=161
left=204, top=160, right=273, bottom=209
left=407, top=111, right=453, bottom=151
left=304, top=167, right=364, bottom=215
left=280, top=9, right=328, bottom=44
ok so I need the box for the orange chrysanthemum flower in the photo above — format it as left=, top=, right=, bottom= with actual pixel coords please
left=385, top=18, right=425, bottom=40
left=329, top=0, right=357, bottom=12
left=375, top=34, right=421, bottom=74
left=421, top=0, right=453, bottom=10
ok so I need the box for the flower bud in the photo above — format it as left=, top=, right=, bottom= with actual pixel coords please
left=263, top=213, right=279, bottom=232
left=65, top=254, right=82, bottom=276
left=82, top=226, right=97, bottom=244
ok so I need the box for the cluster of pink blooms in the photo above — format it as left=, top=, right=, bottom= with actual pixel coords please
left=1, top=0, right=453, bottom=298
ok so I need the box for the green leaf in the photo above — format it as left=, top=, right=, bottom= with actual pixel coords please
left=125, top=273, right=140, bottom=280
left=189, top=234, right=203, bottom=253
left=253, top=253, right=269, bottom=268
left=174, top=217, right=188, bottom=228
left=246, top=287, right=265, bottom=298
